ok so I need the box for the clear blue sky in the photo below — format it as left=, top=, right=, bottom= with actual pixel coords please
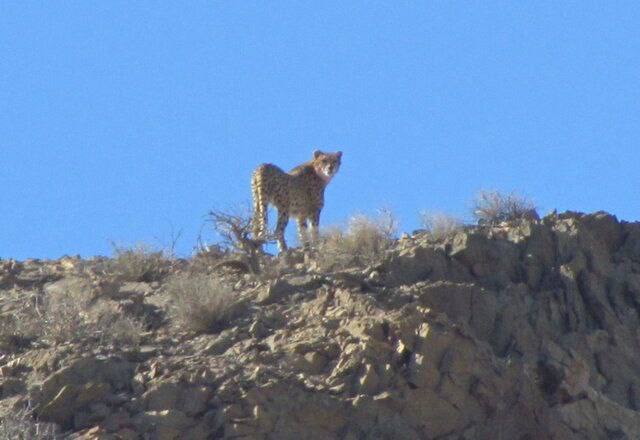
left=2, top=1, right=639, bottom=259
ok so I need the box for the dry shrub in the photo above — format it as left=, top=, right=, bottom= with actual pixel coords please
left=0, top=278, right=144, bottom=348
left=41, top=286, right=92, bottom=344
left=99, top=315, right=143, bottom=347
left=0, top=317, right=21, bottom=353
left=166, top=274, right=241, bottom=333
left=1, top=287, right=96, bottom=350
left=317, top=209, right=397, bottom=270
left=39, top=282, right=144, bottom=346
left=204, top=209, right=263, bottom=274
left=206, top=208, right=255, bottom=252
left=0, top=408, right=59, bottom=439
left=420, top=211, right=464, bottom=240
left=472, top=191, right=539, bottom=225
left=0, top=300, right=42, bottom=353
left=191, top=243, right=228, bottom=274
left=109, top=243, right=171, bottom=282
left=91, top=301, right=144, bottom=347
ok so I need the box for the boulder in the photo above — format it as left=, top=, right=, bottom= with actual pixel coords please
left=36, top=357, right=133, bottom=427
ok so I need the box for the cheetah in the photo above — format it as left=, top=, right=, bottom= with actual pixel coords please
left=252, top=150, right=342, bottom=252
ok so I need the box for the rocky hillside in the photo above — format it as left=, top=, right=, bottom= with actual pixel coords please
left=1, top=211, right=640, bottom=439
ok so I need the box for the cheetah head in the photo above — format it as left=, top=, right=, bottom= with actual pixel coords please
left=312, top=150, right=342, bottom=182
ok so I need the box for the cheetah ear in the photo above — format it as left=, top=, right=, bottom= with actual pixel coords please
left=336, top=151, right=342, bottom=158
left=313, top=150, right=323, bottom=159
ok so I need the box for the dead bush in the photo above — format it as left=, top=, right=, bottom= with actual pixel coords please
left=0, top=286, right=97, bottom=349
left=40, top=285, right=92, bottom=344
left=0, top=299, right=42, bottom=353
left=91, top=301, right=144, bottom=347
left=166, top=274, right=241, bottom=333
left=0, top=317, right=21, bottom=353
left=0, top=408, right=60, bottom=439
left=0, top=278, right=144, bottom=348
left=108, top=243, right=171, bottom=282
left=191, top=243, right=228, bottom=273
left=472, top=191, right=539, bottom=225
left=203, top=208, right=264, bottom=274
left=317, top=209, right=397, bottom=270
left=420, top=211, right=464, bottom=240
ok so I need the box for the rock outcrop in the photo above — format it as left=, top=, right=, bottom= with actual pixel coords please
left=1, top=211, right=640, bottom=439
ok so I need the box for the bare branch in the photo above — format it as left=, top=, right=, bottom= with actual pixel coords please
left=204, top=208, right=266, bottom=274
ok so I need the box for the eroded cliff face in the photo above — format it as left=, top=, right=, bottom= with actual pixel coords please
left=1, top=211, right=640, bottom=439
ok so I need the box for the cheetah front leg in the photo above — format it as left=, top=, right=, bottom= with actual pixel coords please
left=310, top=209, right=321, bottom=244
left=297, top=218, right=310, bottom=248
left=275, top=210, right=289, bottom=253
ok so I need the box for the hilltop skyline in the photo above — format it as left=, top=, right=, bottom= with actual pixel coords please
left=2, top=1, right=639, bottom=259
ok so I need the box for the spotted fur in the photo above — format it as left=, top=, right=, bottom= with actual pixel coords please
left=252, top=150, right=342, bottom=252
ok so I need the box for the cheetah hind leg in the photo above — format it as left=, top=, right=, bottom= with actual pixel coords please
left=275, top=210, right=289, bottom=253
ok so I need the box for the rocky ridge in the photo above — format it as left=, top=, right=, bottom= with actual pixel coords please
left=0, top=211, right=640, bottom=439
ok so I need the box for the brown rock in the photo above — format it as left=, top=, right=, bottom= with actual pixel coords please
left=6, top=211, right=640, bottom=439
left=133, top=409, right=194, bottom=438
left=303, top=351, right=328, bottom=374
left=142, top=382, right=212, bottom=416
left=38, top=384, right=79, bottom=426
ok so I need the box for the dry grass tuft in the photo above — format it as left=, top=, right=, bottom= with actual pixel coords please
left=3, top=282, right=145, bottom=347
left=317, top=209, right=397, bottom=270
left=191, top=243, right=228, bottom=273
left=41, top=286, right=92, bottom=344
left=420, top=211, right=464, bottom=240
left=109, top=244, right=171, bottom=282
left=91, top=301, right=144, bottom=347
left=472, top=191, right=539, bottom=225
left=0, top=301, right=42, bottom=353
left=166, top=274, right=241, bottom=333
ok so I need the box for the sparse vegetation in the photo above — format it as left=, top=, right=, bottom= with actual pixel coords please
left=166, top=274, right=241, bottom=333
left=108, top=243, right=171, bottom=282
left=472, top=190, right=539, bottom=225
left=204, top=208, right=264, bottom=274
left=0, top=408, right=59, bottom=439
left=41, top=284, right=92, bottom=344
left=317, top=209, right=397, bottom=270
left=92, top=301, right=144, bottom=347
left=0, top=280, right=145, bottom=348
left=0, top=210, right=636, bottom=439
left=102, top=315, right=144, bottom=347
left=420, top=211, right=464, bottom=240
left=0, top=294, right=45, bottom=353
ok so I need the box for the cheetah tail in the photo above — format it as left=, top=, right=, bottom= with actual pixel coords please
left=251, top=171, right=267, bottom=240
